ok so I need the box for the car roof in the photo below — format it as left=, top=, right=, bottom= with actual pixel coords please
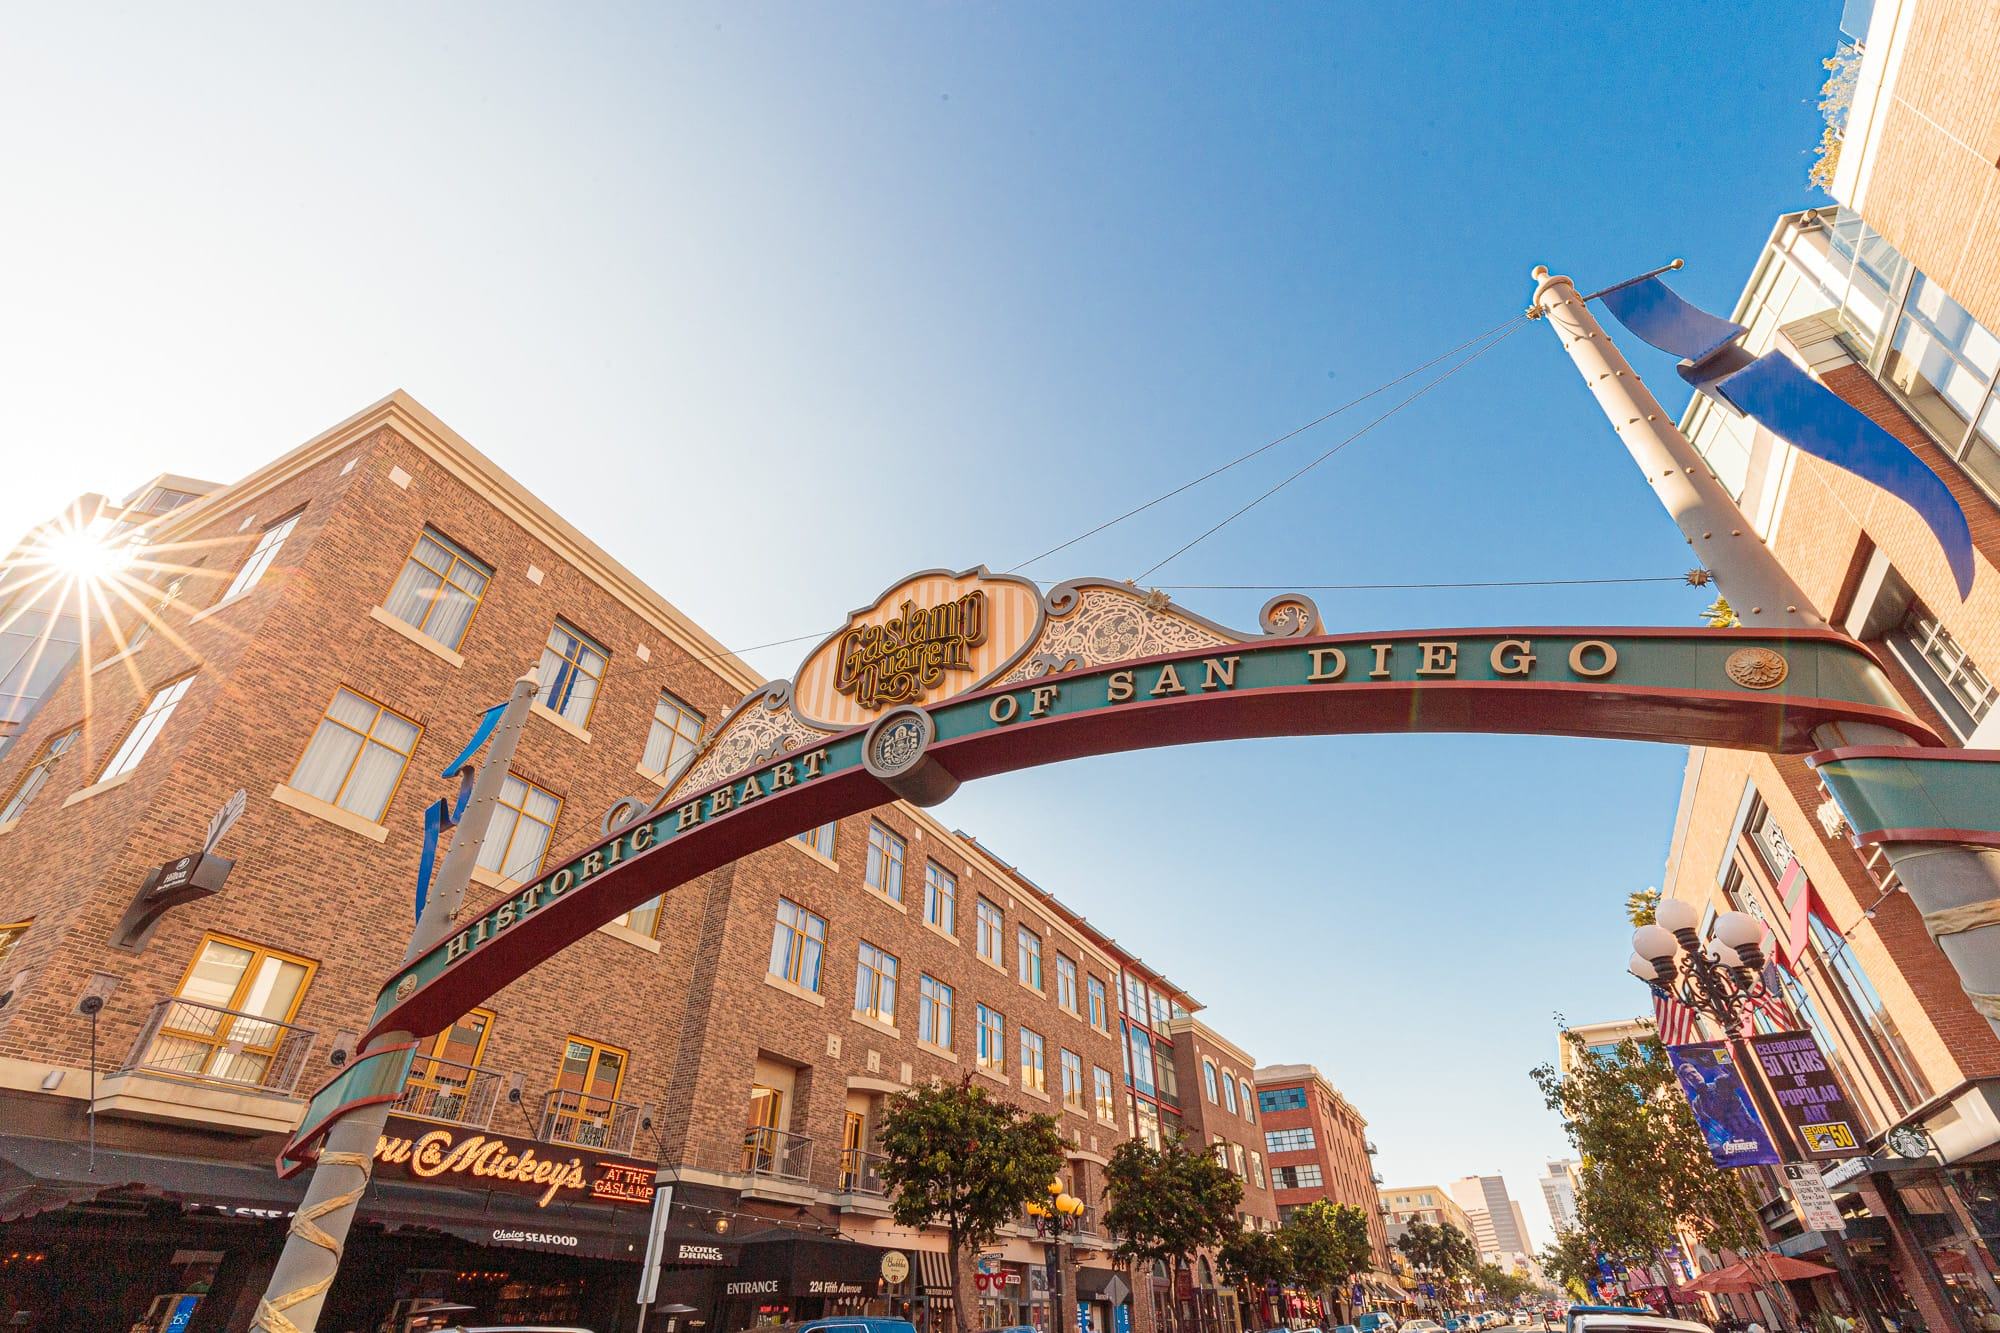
left=1572, top=1316, right=1712, bottom=1333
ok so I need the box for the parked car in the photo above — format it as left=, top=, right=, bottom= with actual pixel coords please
left=1358, top=1315, right=1399, bottom=1333
left=1516, top=1314, right=1535, bottom=1328
left=1569, top=1316, right=1710, bottom=1333
left=1403, top=1320, right=1445, bottom=1333
left=737, top=1320, right=923, bottom=1333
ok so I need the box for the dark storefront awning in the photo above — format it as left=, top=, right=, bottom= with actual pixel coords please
left=0, top=1135, right=304, bottom=1222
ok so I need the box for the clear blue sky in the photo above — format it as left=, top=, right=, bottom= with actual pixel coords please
left=1, top=2, right=1843, bottom=1246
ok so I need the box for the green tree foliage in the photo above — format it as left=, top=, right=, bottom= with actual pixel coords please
left=1105, top=1134, right=1244, bottom=1299
left=1531, top=1028, right=1761, bottom=1263
left=1281, top=1200, right=1377, bottom=1308
left=877, top=1076, right=1067, bottom=1333
left=1538, top=1229, right=1598, bottom=1299
left=1626, top=886, right=1660, bottom=928
left=1475, top=1263, right=1538, bottom=1305
left=1397, top=1220, right=1478, bottom=1301
left=1219, top=1225, right=1293, bottom=1289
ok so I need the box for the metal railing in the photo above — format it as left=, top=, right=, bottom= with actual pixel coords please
left=123, top=996, right=317, bottom=1095
left=541, top=1088, right=645, bottom=1153
left=394, top=1056, right=504, bottom=1128
left=838, top=1147, right=889, bottom=1195
left=742, top=1125, right=813, bottom=1181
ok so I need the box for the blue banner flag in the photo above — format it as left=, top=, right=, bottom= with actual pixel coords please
left=1594, top=275, right=1973, bottom=600
left=415, top=702, right=505, bottom=922
left=1666, top=1040, right=1781, bottom=1168
left=441, top=700, right=507, bottom=778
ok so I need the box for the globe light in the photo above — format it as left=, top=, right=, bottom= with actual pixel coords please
left=1632, top=923, right=1680, bottom=965
left=1049, top=1176, right=1065, bottom=1196
left=1627, top=952, right=1660, bottom=984
left=1654, top=897, right=1702, bottom=936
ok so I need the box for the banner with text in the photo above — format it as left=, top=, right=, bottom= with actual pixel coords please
left=1751, top=1030, right=1863, bottom=1159
left=1668, top=1041, right=1781, bottom=1168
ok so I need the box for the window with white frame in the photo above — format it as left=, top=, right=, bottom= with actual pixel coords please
left=855, top=941, right=898, bottom=1024
left=1265, top=1127, right=1315, bottom=1154
left=642, top=691, right=704, bottom=775
left=1088, top=976, right=1108, bottom=1030
left=1221, top=1075, right=1238, bottom=1114
left=100, top=676, right=194, bottom=781
left=290, top=689, right=422, bottom=822
left=222, top=512, right=301, bottom=602
left=1203, top=1061, right=1219, bottom=1103
left=1887, top=600, right=1995, bottom=740
left=1250, top=1150, right=1265, bottom=1187
left=1240, top=1077, right=1256, bottom=1120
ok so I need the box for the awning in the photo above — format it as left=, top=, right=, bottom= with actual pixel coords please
left=918, top=1249, right=954, bottom=1298
left=1076, top=1268, right=1133, bottom=1304
left=0, top=1135, right=302, bottom=1222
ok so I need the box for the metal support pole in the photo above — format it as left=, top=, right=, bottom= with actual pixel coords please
left=1531, top=263, right=2000, bottom=1038
left=253, top=672, right=541, bottom=1333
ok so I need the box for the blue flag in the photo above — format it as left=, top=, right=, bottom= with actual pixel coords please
left=415, top=701, right=507, bottom=923
left=1595, top=275, right=1974, bottom=600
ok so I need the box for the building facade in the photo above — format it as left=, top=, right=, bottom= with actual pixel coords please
left=1251, top=1062, right=1396, bottom=1312
left=1539, top=1161, right=1580, bottom=1236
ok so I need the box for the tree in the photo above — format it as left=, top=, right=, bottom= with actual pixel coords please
left=1219, top=1225, right=1293, bottom=1289
left=1626, top=887, right=1659, bottom=928
left=1474, top=1263, right=1536, bottom=1305
left=1282, top=1201, right=1376, bottom=1317
left=1398, top=1220, right=1475, bottom=1305
left=1539, top=1229, right=1597, bottom=1299
left=1105, top=1134, right=1244, bottom=1331
left=877, top=1076, right=1067, bottom=1333
left=1530, top=1027, right=1761, bottom=1266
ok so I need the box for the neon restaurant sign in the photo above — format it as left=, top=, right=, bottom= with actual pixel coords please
left=284, top=564, right=1973, bottom=1172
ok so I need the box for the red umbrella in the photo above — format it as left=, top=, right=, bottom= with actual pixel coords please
left=1684, top=1254, right=1837, bottom=1294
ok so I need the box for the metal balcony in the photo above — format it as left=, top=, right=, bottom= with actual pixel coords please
left=394, top=1056, right=504, bottom=1128
left=123, top=997, right=317, bottom=1095
left=1371, top=1171, right=1384, bottom=1184
left=839, top=1147, right=889, bottom=1195
left=743, top=1125, right=814, bottom=1182
left=541, top=1088, right=646, bottom=1153
left=1366, top=1140, right=1379, bottom=1154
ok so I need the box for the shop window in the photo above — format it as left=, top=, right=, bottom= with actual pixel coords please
left=1055, top=953, right=1078, bottom=1013
left=0, top=724, right=80, bottom=822
left=866, top=822, right=905, bottom=900
left=855, top=941, right=898, bottom=1024
left=977, top=1004, right=1005, bottom=1072
left=643, top=690, right=705, bottom=777
left=1020, top=1027, right=1047, bottom=1094
left=221, top=510, right=302, bottom=602
left=923, top=859, right=954, bottom=930
left=147, top=934, right=316, bottom=1086
left=477, top=773, right=561, bottom=882
left=1017, top=925, right=1042, bottom=989
left=1060, top=1049, right=1085, bottom=1110
left=550, top=1036, right=627, bottom=1146
left=290, top=688, right=422, bottom=822
left=536, top=619, right=609, bottom=728
left=769, top=897, right=826, bottom=992
left=919, top=974, right=953, bottom=1049
left=100, top=675, right=195, bottom=781
left=976, top=897, right=1003, bottom=962
left=383, top=527, right=489, bottom=650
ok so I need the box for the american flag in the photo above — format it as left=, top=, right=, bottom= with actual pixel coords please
left=1652, top=985, right=1700, bottom=1047
left=1742, top=966, right=1797, bottom=1035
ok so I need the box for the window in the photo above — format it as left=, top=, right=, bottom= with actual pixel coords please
left=1884, top=272, right=2000, bottom=488
left=977, top=1004, right=1005, bottom=1072
left=1251, top=1150, right=1265, bottom=1187
left=1060, top=1049, right=1085, bottom=1110
left=551, top=1036, right=627, bottom=1146
left=976, top=898, right=1003, bottom=963
left=290, top=689, right=421, bottom=822
left=1056, top=954, right=1078, bottom=1013
left=643, top=691, right=705, bottom=776
left=855, top=942, right=898, bottom=1024
left=1129, top=1026, right=1155, bottom=1098
left=613, top=895, right=664, bottom=940
left=1017, top=925, right=1043, bottom=989
left=1124, top=975, right=1147, bottom=1021
left=1272, top=1164, right=1324, bottom=1189
left=1203, top=1061, right=1220, bottom=1103
left=402, top=1008, right=495, bottom=1120
left=1807, top=915, right=1933, bottom=1111
left=1154, top=1047, right=1179, bottom=1104
left=795, top=821, right=837, bottom=860
left=1149, top=989, right=1173, bottom=1029
left=537, top=619, right=609, bottom=728
left=744, top=1082, right=785, bottom=1170
left=0, top=921, right=28, bottom=973
left=1020, top=1027, right=1047, bottom=1093
left=1088, top=976, right=1108, bottom=1030
left=1094, top=1066, right=1116, bottom=1120
left=1240, top=1079, right=1256, bottom=1120
left=1, top=724, right=80, bottom=822
left=1265, top=1127, right=1316, bottom=1153
left=100, top=676, right=194, bottom=781
left=383, top=528, right=489, bottom=650
left=1213, top=1140, right=1231, bottom=1169
left=147, top=934, right=315, bottom=1085
left=477, top=774, right=561, bottom=881
left=919, top=975, right=953, bottom=1049
left=1222, top=1075, right=1239, bottom=1114
left=866, top=822, right=905, bottom=901
left=1135, top=1098, right=1161, bottom=1149
left=1258, top=1087, right=1307, bottom=1113
left=769, top=898, right=826, bottom=992
left=1887, top=601, right=1995, bottom=740
left=924, top=860, right=955, bottom=931
left=1232, top=1143, right=1247, bottom=1177
left=222, top=511, right=301, bottom=601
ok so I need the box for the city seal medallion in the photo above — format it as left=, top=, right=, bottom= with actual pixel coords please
left=1724, top=646, right=1789, bottom=690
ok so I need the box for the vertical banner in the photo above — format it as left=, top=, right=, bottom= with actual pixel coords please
left=1668, top=1041, right=1781, bottom=1167
left=1750, top=1031, right=1863, bottom=1159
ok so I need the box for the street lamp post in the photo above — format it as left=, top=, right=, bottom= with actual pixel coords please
left=1029, top=1176, right=1087, bottom=1333
left=1628, top=902, right=1885, bottom=1333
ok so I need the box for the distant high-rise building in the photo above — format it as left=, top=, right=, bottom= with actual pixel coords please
left=1448, top=1175, right=1528, bottom=1259
left=1540, top=1159, right=1580, bottom=1233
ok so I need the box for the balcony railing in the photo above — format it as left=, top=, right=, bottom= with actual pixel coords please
left=839, top=1147, right=889, bottom=1195
left=541, top=1088, right=645, bottom=1153
left=1365, top=1140, right=1379, bottom=1155
left=123, top=997, right=317, bottom=1095
left=742, top=1125, right=813, bottom=1182
left=394, top=1056, right=504, bottom=1128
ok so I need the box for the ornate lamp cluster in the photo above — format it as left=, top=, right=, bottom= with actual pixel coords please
left=1627, top=897, right=1773, bottom=1027
left=1028, top=1175, right=1087, bottom=1236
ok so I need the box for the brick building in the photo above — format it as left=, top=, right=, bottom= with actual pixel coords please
left=0, top=391, right=1358, bottom=1333
left=1650, top=58, right=2000, bottom=1327
left=1250, top=1064, right=1396, bottom=1314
